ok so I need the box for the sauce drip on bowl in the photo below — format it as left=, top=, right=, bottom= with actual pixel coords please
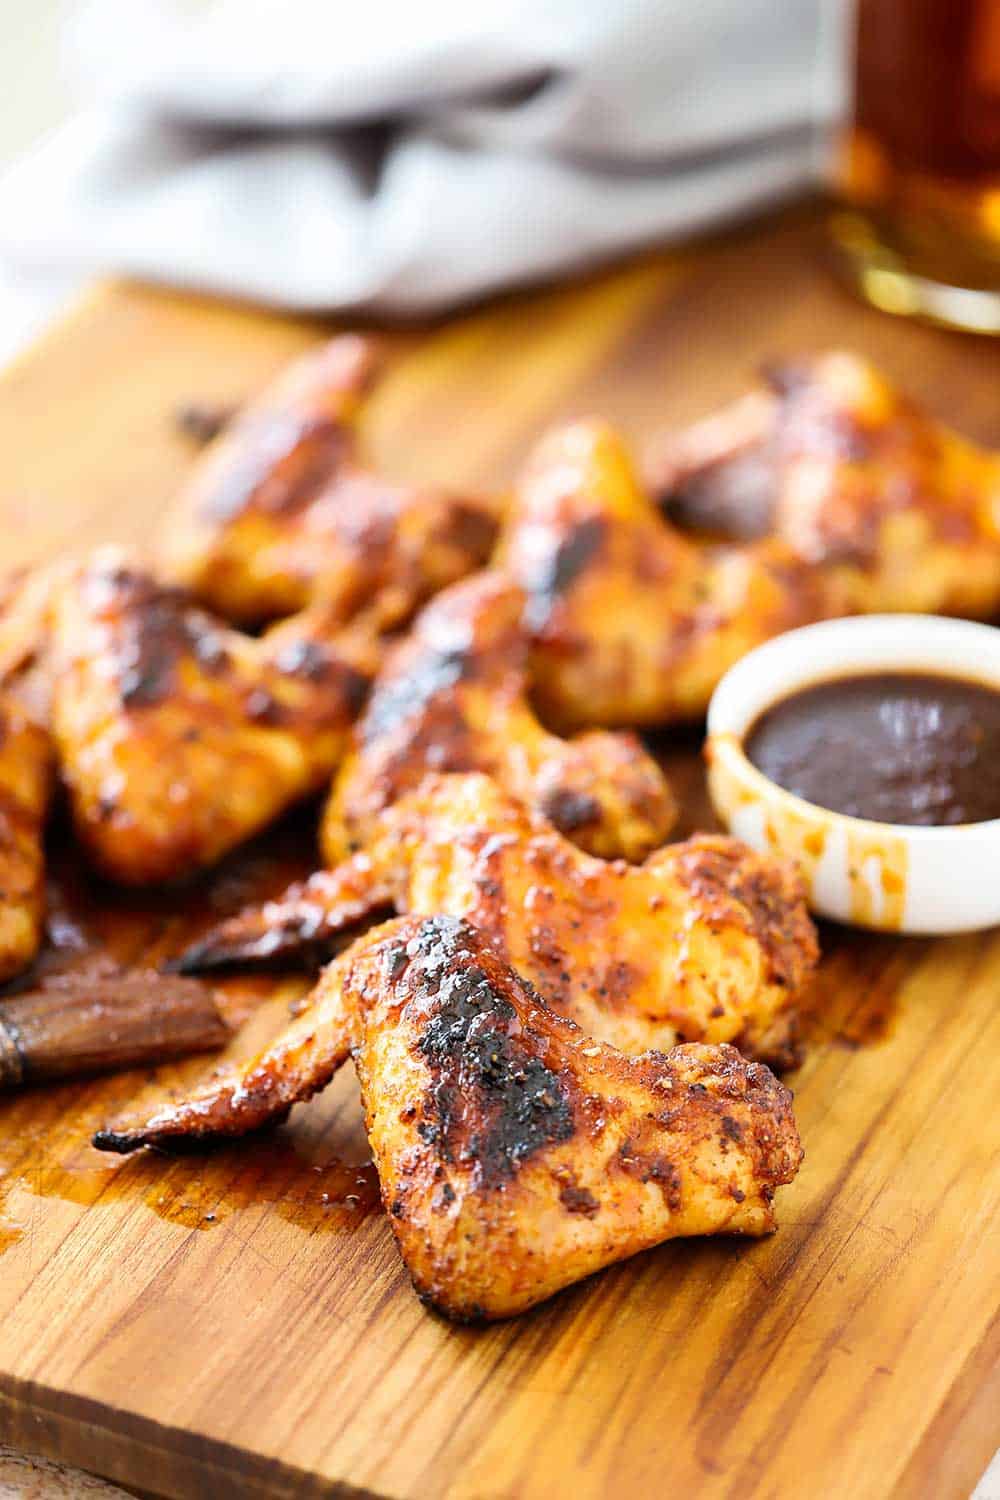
left=744, top=671, right=1000, bottom=826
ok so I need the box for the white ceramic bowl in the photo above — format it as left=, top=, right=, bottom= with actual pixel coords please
left=706, top=615, right=1000, bottom=934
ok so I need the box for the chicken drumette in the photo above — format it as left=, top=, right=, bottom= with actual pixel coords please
left=178, top=772, right=817, bottom=1067
left=321, top=569, right=676, bottom=865
left=96, top=914, right=803, bottom=1320
left=159, top=335, right=500, bottom=628
left=48, top=548, right=378, bottom=884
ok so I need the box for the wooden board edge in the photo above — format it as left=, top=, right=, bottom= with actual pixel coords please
left=0, top=281, right=119, bottom=387
left=0, top=277, right=328, bottom=398
left=0, top=1374, right=383, bottom=1500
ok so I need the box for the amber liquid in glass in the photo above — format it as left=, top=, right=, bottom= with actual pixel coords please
left=833, top=0, right=1000, bottom=329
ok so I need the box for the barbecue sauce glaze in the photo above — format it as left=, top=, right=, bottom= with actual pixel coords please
left=745, top=671, right=1000, bottom=826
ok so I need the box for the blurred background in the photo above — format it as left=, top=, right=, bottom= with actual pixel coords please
left=0, top=1, right=79, bottom=359
left=0, top=0, right=846, bottom=364
left=8, top=2, right=1000, bottom=352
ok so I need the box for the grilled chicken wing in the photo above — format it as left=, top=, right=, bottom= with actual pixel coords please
left=648, top=353, right=1000, bottom=617
left=0, top=692, right=52, bottom=981
left=159, top=335, right=500, bottom=628
left=96, top=914, right=803, bottom=1320
left=180, top=771, right=816, bottom=1066
left=321, top=570, right=676, bottom=864
left=500, top=419, right=833, bottom=729
left=48, top=548, right=377, bottom=885
left=503, top=355, right=1000, bottom=727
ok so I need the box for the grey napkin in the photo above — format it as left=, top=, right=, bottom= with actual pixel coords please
left=0, top=0, right=842, bottom=314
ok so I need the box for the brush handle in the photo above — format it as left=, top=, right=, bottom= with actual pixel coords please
left=0, top=969, right=230, bottom=1089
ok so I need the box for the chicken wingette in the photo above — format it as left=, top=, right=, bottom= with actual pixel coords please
left=321, top=569, right=676, bottom=864
left=159, top=334, right=500, bottom=628
left=96, top=914, right=803, bottom=1321
left=502, top=354, right=1000, bottom=728
left=178, top=772, right=817, bottom=1067
left=48, top=548, right=378, bottom=884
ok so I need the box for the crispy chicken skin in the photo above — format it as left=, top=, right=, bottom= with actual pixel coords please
left=648, top=353, right=1000, bottom=617
left=500, top=419, right=832, bottom=729
left=0, top=692, right=51, bottom=981
left=180, top=772, right=817, bottom=1067
left=48, top=548, right=377, bottom=885
left=159, top=335, right=500, bottom=628
left=96, top=915, right=803, bottom=1320
left=321, top=570, right=676, bottom=864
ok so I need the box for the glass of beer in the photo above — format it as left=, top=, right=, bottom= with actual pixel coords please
left=831, top=0, right=1000, bottom=332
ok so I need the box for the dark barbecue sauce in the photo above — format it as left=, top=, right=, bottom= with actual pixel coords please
left=745, top=672, right=1000, bottom=827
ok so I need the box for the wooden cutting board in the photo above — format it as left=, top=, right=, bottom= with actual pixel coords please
left=0, top=204, right=997, bottom=1500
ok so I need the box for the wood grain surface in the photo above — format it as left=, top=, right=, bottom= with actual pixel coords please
left=0, top=205, right=997, bottom=1500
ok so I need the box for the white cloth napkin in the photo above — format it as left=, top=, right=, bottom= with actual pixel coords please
left=0, top=0, right=843, bottom=313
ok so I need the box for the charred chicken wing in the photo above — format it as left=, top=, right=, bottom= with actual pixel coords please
left=321, top=570, right=676, bottom=864
left=500, top=418, right=832, bottom=728
left=96, top=914, right=804, bottom=1320
left=180, top=772, right=817, bottom=1066
left=648, top=352, right=1000, bottom=618
left=159, top=335, right=500, bottom=628
left=504, top=355, right=1000, bottom=727
left=49, top=548, right=377, bottom=884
